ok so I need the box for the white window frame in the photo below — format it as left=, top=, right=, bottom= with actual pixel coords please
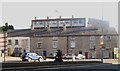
left=90, top=36, right=95, bottom=41
left=53, top=37, right=58, bottom=41
left=52, top=41, right=58, bottom=49
left=70, top=40, right=76, bottom=48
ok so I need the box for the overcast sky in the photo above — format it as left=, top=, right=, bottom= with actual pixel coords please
left=1, top=2, right=118, bottom=32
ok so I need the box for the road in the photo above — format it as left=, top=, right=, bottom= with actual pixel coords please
left=2, top=62, right=120, bottom=71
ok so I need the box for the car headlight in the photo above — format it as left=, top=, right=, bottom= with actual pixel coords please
left=25, top=57, right=29, bottom=59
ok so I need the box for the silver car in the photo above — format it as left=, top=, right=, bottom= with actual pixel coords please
left=63, top=54, right=76, bottom=59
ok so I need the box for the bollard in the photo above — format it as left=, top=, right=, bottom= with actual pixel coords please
left=72, top=56, right=75, bottom=62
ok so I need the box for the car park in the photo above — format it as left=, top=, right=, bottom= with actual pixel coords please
left=21, top=52, right=43, bottom=62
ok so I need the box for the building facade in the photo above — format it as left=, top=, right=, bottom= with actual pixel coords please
left=7, top=37, right=30, bottom=56
left=7, top=17, right=118, bottom=59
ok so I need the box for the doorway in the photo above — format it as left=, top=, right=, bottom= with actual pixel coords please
left=85, top=52, right=88, bottom=59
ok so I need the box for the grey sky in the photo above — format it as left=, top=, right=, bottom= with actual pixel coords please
left=1, top=2, right=118, bottom=32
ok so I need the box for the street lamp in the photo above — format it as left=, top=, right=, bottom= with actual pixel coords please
left=2, top=23, right=8, bottom=63
left=99, top=36, right=105, bottom=63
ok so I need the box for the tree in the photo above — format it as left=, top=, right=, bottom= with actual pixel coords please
left=0, top=22, right=14, bottom=32
left=54, top=50, right=63, bottom=62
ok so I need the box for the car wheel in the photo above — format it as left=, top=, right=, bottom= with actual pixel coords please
left=22, top=59, right=26, bottom=61
left=28, top=58, right=32, bottom=62
left=38, top=57, right=42, bottom=62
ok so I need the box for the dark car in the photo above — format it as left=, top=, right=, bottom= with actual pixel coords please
left=21, top=52, right=43, bottom=62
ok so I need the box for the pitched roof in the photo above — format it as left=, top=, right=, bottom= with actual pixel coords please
left=7, top=27, right=98, bottom=37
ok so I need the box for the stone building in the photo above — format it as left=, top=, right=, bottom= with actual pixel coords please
left=7, top=17, right=118, bottom=58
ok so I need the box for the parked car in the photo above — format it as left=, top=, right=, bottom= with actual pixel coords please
left=63, top=54, right=76, bottom=59
left=21, top=52, right=43, bottom=62
left=76, top=54, right=85, bottom=59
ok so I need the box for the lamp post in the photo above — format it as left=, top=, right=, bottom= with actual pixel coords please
left=100, top=36, right=105, bottom=63
left=3, top=32, right=7, bottom=63
left=2, top=23, right=8, bottom=63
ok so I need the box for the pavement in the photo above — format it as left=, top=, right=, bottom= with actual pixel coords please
left=0, top=56, right=119, bottom=64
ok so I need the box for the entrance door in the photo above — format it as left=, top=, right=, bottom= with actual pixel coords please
left=43, top=50, right=47, bottom=57
left=43, top=50, right=47, bottom=60
left=85, top=52, right=88, bottom=59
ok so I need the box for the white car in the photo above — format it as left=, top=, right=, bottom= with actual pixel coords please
left=63, top=54, right=76, bottom=59
left=76, top=54, right=85, bottom=59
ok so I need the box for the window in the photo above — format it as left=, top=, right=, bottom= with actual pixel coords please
left=89, top=42, right=96, bottom=49
left=71, top=36, right=75, bottom=40
left=90, top=42, right=94, bottom=49
left=60, top=21, right=64, bottom=24
left=73, top=20, right=78, bottom=23
left=90, top=36, right=95, bottom=41
left=79, top=19, right=85, bottom=23
left=70, top=41, right=76, bottom=48
left=15, top=40, right=18, bottom=45
left=65, top=20, right=71, bottom=24
left=106, top=36, right=111, bottom=41
left=52, top=41, right=58, bottom=48
left=106, top=42, right=111, bottom=49
left=8, top=40, right=11, bottom=45
left=37, top=43, right=42, bottom=48
left=53, top=37, right=58, bottom=41
left=39, top=22, right=44, bottom=25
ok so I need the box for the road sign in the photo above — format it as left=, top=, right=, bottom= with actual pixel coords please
left=114, top=48, right=118, bottom=54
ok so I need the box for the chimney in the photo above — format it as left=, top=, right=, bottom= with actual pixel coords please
left=31, top=17, right=36, bottom=30
left=63, top=24, right=66, bottom=32
left=72, top=15, right=74, bottom=18
left=35, top=17, right=37, bottom=20
left=31, top=24, right=34, bottom=30
left=47, top=16, right=49, bottom=20
left=71, top=15, right=74, bottom=28
left=47, top=24, right=51, bottom=31
left=59, top=16, right=61, bottom=19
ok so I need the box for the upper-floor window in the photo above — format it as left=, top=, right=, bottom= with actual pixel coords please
left=8, top=40, right=11, bottom=45
left=15, top=40, right=18, bottom=45
left=53, top=37, right=58, bottom=41
left=106, top=36, right=111, bottom=41
left=70, top=41, right=76, bottom=48
left=106, top=41, right=111, bottom=49
left=37, top=42, right=42, bottom=48
left=70, top=36, right=75, bottom=40
left=90, top=36, right=95, bottom=41
left=52, top=41, right=58, bottom=48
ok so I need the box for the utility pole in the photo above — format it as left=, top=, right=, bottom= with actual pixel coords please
left=3, top=32, right=7, bottom=63
left=100, top=2, right=104, bottom=63
left=2, top=22, right=8, bottom=63
left=67, top=36, right=69, bottom=55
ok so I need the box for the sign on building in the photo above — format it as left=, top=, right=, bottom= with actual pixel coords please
left=114, top=48, right=118, bottom=54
